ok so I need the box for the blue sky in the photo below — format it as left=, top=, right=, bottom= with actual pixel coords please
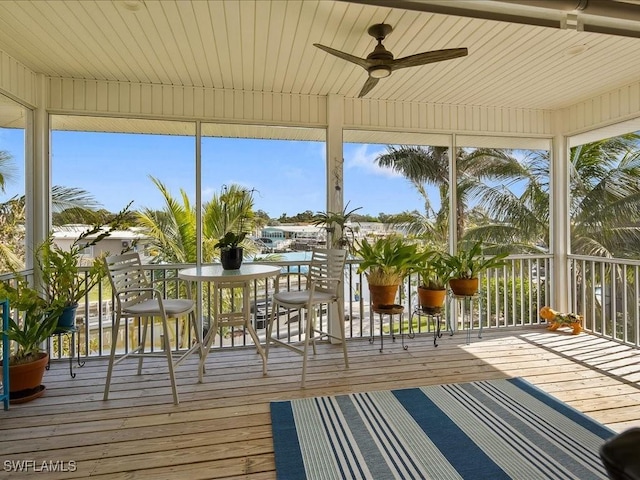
left=1, top=129, right=430, bottom=218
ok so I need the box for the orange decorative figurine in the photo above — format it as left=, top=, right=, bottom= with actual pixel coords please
left=540, top=306, right=583, bottom=335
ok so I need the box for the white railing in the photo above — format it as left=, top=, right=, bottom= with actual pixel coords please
left=17, top=252, right=640, bottom=362
left=570, top=255, right=640, bottom=347
left=46, top=254, right=553, bottom=360
left=0, top=255, right=572, bottom=358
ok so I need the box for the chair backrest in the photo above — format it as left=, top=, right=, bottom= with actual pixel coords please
left=104, top=252, right=153, bottom=312
left=308, top=248, right=347, bottom=295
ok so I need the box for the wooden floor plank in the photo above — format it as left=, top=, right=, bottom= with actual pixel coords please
left=1, top=326, right=639, bottom=479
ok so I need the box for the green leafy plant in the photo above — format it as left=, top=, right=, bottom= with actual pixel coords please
left=355, top=236, right=418, bottom=286
left=214, top=231, right=247, bottom=250
left=415, top=250, right=452, bottom=290
left=215, top=185, right=255, bottom=251
left=443, top=241, right=508, bottom=279
left=38, top=202, right=133, bottom=309
left=312, top=202, right=361, bottom=251
left=0, top=277, right=60, bottom=365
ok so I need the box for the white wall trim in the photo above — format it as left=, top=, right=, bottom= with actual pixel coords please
left=560, top=80, right=640, bottom=137
left=0, top=50, right=37, bottom=108
left=46, top=77, right=555, bottom=137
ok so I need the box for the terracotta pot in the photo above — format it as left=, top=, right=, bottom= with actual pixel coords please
left=368, top=284, right=399, bottom=309
left=2, top=352, right=49, bottom=394
left=418, top=286, right=446, bottom=311
left=449, top=277, right=479, bottom=296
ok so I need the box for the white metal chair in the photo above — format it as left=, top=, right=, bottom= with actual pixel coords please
left=265, top=248, right=349, bottom=386
left=103, top=252, right=201, bottom=405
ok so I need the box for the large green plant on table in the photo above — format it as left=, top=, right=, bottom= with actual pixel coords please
left=355, top=236, right=418, bottom=308
left=37, top=202, right=133, bottom=328
left=215, top=186, right=255, bottom=270
left=443, top=241, right=508, bottom=296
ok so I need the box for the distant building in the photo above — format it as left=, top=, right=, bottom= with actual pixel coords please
left=260, top=225, right=325, bottom=251
left=52, top=226, right=152, bottom=262
left=356, top=222, right=388, bottom=236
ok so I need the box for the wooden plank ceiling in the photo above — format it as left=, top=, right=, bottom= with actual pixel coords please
left=0, top=0, right=638, bottom=136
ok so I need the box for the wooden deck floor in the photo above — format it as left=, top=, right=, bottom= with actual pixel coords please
left=2, top=326, right=640, bottom=479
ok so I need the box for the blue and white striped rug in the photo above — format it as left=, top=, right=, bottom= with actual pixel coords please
left=270, top=378, right=615, bottom=479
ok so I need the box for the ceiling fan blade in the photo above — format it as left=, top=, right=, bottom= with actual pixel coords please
left=313, top=44, right=371, bottom=69
left=358, top=77, right=379, bottom=97
left=391, top=48, right=468, bottom=71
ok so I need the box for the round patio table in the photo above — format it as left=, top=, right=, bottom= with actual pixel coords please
left=178, top=263, right=281, bottom=382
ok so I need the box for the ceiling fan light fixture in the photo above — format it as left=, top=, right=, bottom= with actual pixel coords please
left=369, top=65, right=391, bottom=79
left=565, top=44, right=589, bottom=56
left=119, top=0, right=145, bottom=12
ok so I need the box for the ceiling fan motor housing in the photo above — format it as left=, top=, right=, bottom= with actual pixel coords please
left=367, top=23, right=393, bottom=40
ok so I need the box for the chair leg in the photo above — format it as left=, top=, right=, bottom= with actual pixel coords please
left=178, top=317, right=188, bottom=349
left=337, top=301, right=349, bottom=369
left=161, top=316, right=179, bottom=405
left=301, top=308, right=313, bottom=387
left=310, top=308, right=318, bottom=356
left=137, top=317, right=149, bottom=375
left=103, top=315, right=122, bottom=401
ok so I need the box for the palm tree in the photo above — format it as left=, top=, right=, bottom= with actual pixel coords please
left=466, top=134, right=640, bottom=257
left=0, top=150, right=105, bottom=272
left=459, top=148, right=550, bottom=253
left=138, top=177, right=257, bottom=263
left=205, top=184, right=256, bottom=255
left=568, top=134, right=640, bottom=257
left=375, top=145, right=517, bottom=247
left=137, top=176, right=198, bottom=263
left=376, top=133, right=640, bottom=258
left=0, top=150, right=17, bottom=193
left=0, top=197, right=25, bottom=270
left=50, top=185, right=102, bottom=222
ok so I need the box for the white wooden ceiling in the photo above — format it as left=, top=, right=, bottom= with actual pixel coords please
left=0, top=0, right=638, bottom=117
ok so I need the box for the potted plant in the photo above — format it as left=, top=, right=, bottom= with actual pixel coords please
left=355, top=236, right=418, bottom=308
left=0, top=277, right=61, bottom=402
left=312, top=202, right=361, bottom=251
left=444, top=241, right=508, bottom=296
left=215, top=231, right=248, bottom=270
left=38, top=203, right=133, bottom=328
left=415, top=250, right=452, bottom=312
left=215, top=185, right=255, bottom=270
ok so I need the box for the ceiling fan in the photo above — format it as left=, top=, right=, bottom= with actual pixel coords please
left=314, top=23, right=468, bottom=97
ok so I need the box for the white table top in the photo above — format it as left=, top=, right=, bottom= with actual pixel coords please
left=178, top=263, right=281, bottom=282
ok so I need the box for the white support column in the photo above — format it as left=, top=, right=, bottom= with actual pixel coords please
left=326, top=94, right=344, bottom=342
left=195, top=121, right=202, bottom=266
left=195, top=121, right=204, bottom=341
left=448, top=135, right=458, bottom=255
left=25, top=73, right=49, bottom=272
left=326, top=94, right=344, bottom=235
left=551, top=111, right=571, bottom=311
left=448, top=135, right=459, bottom=332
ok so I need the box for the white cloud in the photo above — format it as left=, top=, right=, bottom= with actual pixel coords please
left=344, top=144, right=402, bottom=178
left=201, top=186, right=216, bottom=202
